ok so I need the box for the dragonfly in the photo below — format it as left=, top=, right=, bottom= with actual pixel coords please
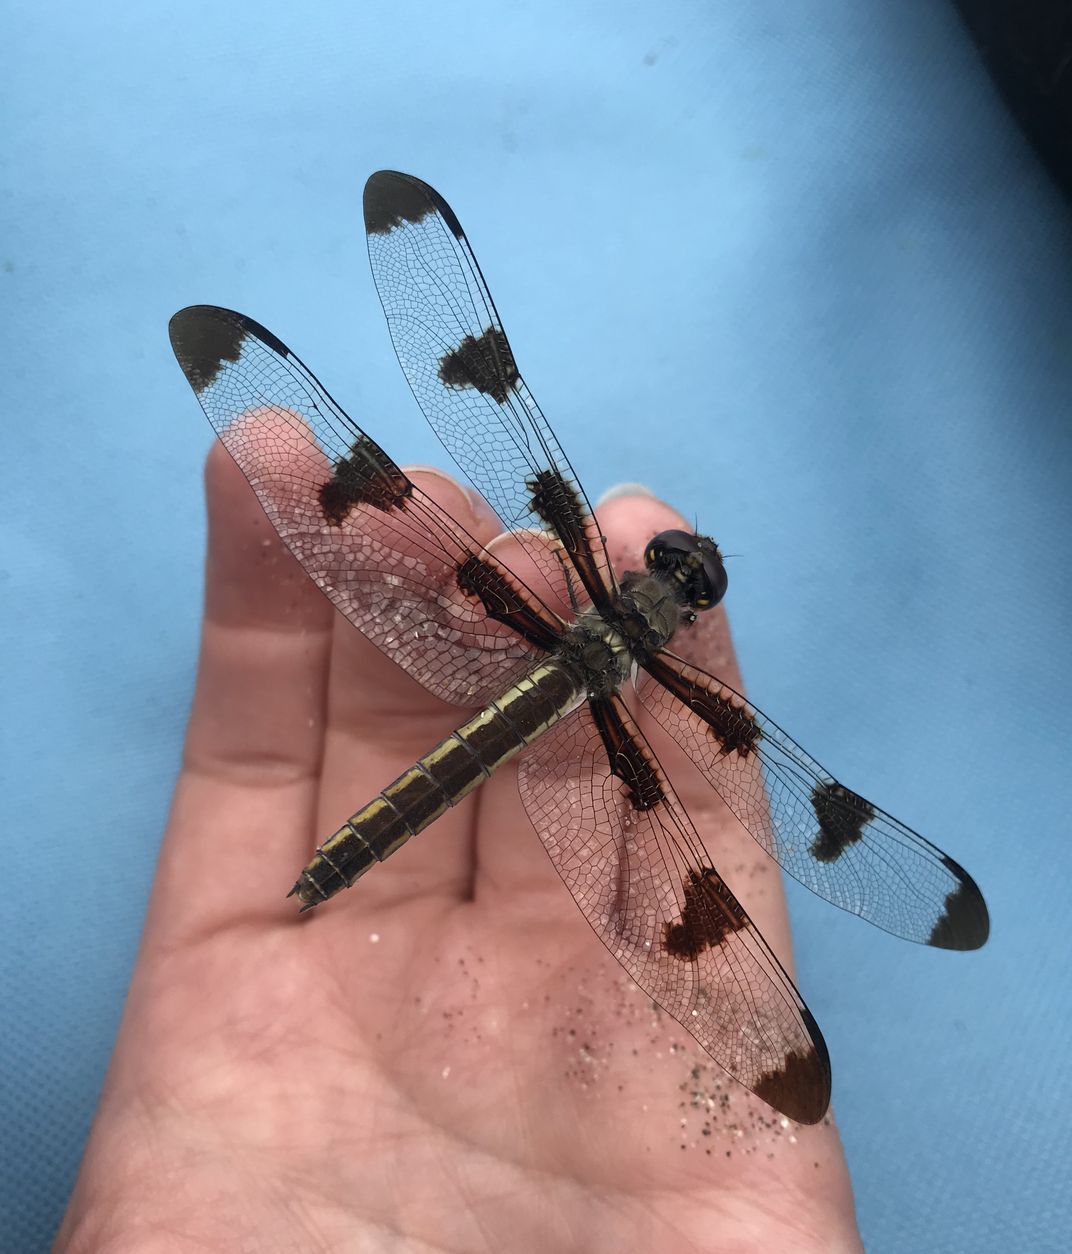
left=169, top=170, right=989, bottom=1125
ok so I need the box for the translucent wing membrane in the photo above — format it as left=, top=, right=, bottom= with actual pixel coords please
left=639, top=653, right=989, bottom=950
left=362, top=170, right=616, bottom=612
left=169, top=305, right=558, bottom=707
left=517, top=695, right=831, bottom=1124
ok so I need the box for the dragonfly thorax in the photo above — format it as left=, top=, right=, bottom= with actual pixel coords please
left=612, top=569, right=691, bottom=660
left=558, top=612, right=635, bottom=701
left=556, top=572, right=687, bottom=701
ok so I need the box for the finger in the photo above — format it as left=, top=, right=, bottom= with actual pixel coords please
left=187, top=442, right=334, bottom=777
left=146, top=442, right=333, bottom=940
left=313, top=469, right=506, bottom=908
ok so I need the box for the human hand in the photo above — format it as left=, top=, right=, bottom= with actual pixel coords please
left=56, top=445, right=861, bottom=1253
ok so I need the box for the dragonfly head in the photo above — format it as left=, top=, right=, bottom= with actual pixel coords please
left=644, top=530, right=728, bottom=612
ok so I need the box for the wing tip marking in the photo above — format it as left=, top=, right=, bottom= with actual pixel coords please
left=928, top=858, right=990, bottom=949
left=752, top=1007, right=832, bottom=1125
left=169, top=306, right=290, bottom=394
left=364, top=169, right=465, bottom=239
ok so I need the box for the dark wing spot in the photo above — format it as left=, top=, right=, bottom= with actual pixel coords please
left=456, top=555, right=560, bottom=652
left=752, top=1009, right=831, bottom=1125
left=928, top=857, right=990, bottom=949
left=642, top=656, right=760, bottom=757
left=363, top=170, right=465, bottom=238
left=363, top=171, right=438, bottom=235
left=664, top=868, right=748, bottom=960
left=169, top=307, right=291, bottom=394
left=526, top=468, right=613, bottom=610
left=692, top=686, right=760, bottom=757
left=610, top=738, right=664, bottom=810
left=319, top=434, right=411, bottom=524
left=590, top=698, right=665, bottom=810
left=809, top=781, right=875, bottom=863
left=170, top=308, right=242, bottom=393
left=438, top=326, right=518, bottom=403
left=527, top=469, right=587, bottom=549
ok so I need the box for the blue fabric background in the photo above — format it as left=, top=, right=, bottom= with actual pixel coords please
left=3, top=1, right=1070, bottom=1249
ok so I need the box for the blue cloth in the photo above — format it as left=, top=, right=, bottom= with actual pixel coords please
left=3, top=1, right=1070, bottom=1249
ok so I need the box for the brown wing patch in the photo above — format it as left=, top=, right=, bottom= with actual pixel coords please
left=319, top=434, right=412, bottom=524
left=752, top=1009, right=832, bottom=1125
left=664, top=868, right=749, bottom=960
left=590, top=697, right=665, bottom=811
left=456, top=554, right=561, bottom=651
left=363, top=169, right=466, bottom=238
left=527, top=468, right=611, bottom=609
left=928, top=860, right=991, bottom=949
left=438, top=326, right=518, bottom=403
left=527, top=469, right=585, bottom=543
left=170, top=306, right=288, bottom=395
left=810, top=781, right=876, bottom=863
left=643, top=653, right=760, bottom=757
left=363, top=170, right=438, bottom=235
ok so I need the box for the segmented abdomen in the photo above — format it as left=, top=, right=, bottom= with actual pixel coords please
left=291, top=660, right=583, bottom=908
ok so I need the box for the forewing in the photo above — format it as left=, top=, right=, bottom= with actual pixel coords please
left=362, top=170, right=616, bottom=612
left=516, top=695, right=831, bottom=1124
left=639, top=652, right=989, bottom=950
left=170, top=305, right=562, bottom=707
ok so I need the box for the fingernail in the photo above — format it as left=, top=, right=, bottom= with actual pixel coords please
left=597, top=482, right=656, bottom=505
left=405, top=465, right=462, bottom=488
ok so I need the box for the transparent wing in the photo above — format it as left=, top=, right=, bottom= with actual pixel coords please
left=170, top=305, right=563, bottom=707
left=362, top=170, right=617, bottom=613
left=516, top=694, right=831, bottom=1124
left=639, top=651, right=989, bottom=950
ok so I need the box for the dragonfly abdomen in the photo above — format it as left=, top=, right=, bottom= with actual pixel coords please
left=290, top=660, right=583, bottom=909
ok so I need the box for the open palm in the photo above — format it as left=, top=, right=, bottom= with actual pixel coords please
left=56, top=446, right=860, bottom=1253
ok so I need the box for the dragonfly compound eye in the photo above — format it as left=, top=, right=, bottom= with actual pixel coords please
left=645, top=529, right=728, bottom=611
